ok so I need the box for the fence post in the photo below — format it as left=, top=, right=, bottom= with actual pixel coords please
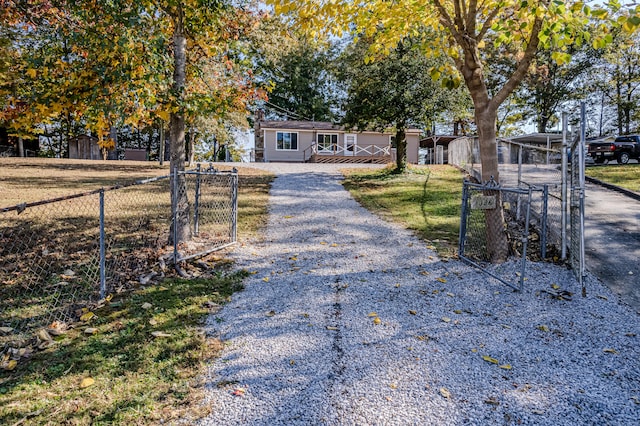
left=231, top=167, right=238, bottom=243
left=99, top=189, right=106, bottom=300
left=541, top=184, right=548, bottom=259
left=194, top=163, right=201, bottom=236
left=172, top=167, right=179, bottom=265
left=458, top=181, right=469, bottom=256
left=561, top=112, right=568, bottom=260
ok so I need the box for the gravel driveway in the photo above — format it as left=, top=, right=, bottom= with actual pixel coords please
left=198, top=164, right=640, bottom=425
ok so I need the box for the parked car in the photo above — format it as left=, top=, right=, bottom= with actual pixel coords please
left=588, top=135, right=640, bottom=164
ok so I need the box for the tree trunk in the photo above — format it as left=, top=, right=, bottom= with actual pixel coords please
left=394, top=127, right=407, bottom=173
left=169, top=17, right=191, bottom=245
left=476, top=107, right=509, bottom=263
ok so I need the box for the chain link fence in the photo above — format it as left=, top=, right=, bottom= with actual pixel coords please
left=0, top=166, right=237, bottom=348
left=451, top=120, right=586, bottom=289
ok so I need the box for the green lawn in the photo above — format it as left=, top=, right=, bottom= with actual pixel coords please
left=586, top=164, right=640, bottom=193
left=342, top=165, right=465, bottom=258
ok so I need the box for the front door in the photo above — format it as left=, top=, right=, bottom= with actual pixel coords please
left=344, top=134, right=357, bottom=156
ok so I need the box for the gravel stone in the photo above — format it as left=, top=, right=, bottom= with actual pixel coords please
left=197, top=164, right=640, bottom=425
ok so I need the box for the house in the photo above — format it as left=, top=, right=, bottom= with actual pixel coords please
left=254, top=120, right=421, bottom=164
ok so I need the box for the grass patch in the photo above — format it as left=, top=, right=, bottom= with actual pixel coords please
left=586, top=164, right=640, bottom=193
left=342, top=164, right=465, bottom=257
left=0, top=271, right=248, bottom=425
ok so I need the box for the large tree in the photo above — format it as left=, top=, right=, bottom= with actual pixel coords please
left=270, top=0, right=639, bottom=262
left=339, top=36, right=449, bottom=172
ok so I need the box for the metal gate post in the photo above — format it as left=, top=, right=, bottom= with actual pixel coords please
left=194, top=163, right=201, bottom=236
left=541, top=184, right=548, bottom=259
left=561, top=112, right=568, bottom=260
left=172, top=167, right=179, bottom=265
left=231, top=168, right=238, bottom=243
left=458, top=181, right=469, bottom=256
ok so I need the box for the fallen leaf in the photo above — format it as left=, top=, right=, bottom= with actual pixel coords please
left=551, top=283, right=560, bottom=290
left=368, top=312, right=378, bottom=317
left=283, top=215, right=293, bottom=219
left=373, top=317, right=382, bottom=325
left=330, top=243, right=338, bottom=247
left=262, top=277, right=270, bottom=282
left=439, top=387, right=451, bottom=398
left=231, top=387, right=246, bottom=396
left=266, top=310, right=276, bottom=317
left=537, top=325, right=549, bottom=332
left=484, top=396, right=500, bottom=405
left=320, top=242, right=327, bottom=245
left=37, top=329, right=53, bottom=342
left=482, top=355, right=499, bottom=364
left=389, top=383, right=397, bottom=389
left=80, top=311, right=95, bottom=322
left=149, top=318, right=158, bottom=326
left=84, top=328, right=98, bottom=335
left=289, top=359, right=296, bottom=365
left=80, top=377, right=95, bottom=389
left=603, top=348, right=618, bottom=354
left=446, top=292, right=455, bottom=297
left=151, top=331, right=172, bottom=338
left=409, top=310, right=417, bottom=315
left=453, top=310, right=462, bottom=314
left=0, top=327, right=14, bottom=335
left=441, top=317, right=451, bottom=323
left=326, top=326, right=338, bottom=331
left=3, top=360, right=17, bottom=371
left=499, top=364, right=512, bottom=370
left=597, top=295, right=608, bottom=300
left=437, top=277, right=447, bottom=283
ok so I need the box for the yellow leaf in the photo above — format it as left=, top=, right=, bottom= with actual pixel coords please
left=320, top=242, right=327, bottom=245
left=389, top=383, right=397, bottom=389
left=439, top=387, right=451, bottom=398
left=80, top=377, right=95, bottom=388
left=437, top=277, right=447, bottom=283
left=537, top=325, right=549, bottom=332
left=477, top=40, right=486, bottom=49
left=156, top=109, right=170, bottom=122
left=26, top=68, right=37, bottom=78
left=262, top=277, right=270, bottom=282
left=453, top=310, right=462, bottom=314
left=283, top=215, right=293, bottom=219
left=551, top=283, right=560, bottom=290
left=326, top=326, right=338, bottom=331
left=4, top=360, right=17, bottom=371
left=80, top=312, right=95, bottom=322
left=330, top=243, right=338, bottom=247
left=499, top=364, right=512, bottom=370
left=373, top=317, right=382, bottom=325
left=289, top=359, right=296, bottom=365
left=482, top=355, right=499, bottom=364
left=367, top=312, right=378, bottom=317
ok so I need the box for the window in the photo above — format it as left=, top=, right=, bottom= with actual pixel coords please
left=276, top=132, right=298, bottom=151
left=317, top=134, right=338, bottom=152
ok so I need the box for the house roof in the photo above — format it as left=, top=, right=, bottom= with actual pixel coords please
left=258, top=120, right=421, bottom=134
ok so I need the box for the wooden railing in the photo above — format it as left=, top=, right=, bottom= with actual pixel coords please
left=303, top=143, right=391, bottom=162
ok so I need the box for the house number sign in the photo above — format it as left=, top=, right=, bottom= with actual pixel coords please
left=470, top=194, right=496, bottom=210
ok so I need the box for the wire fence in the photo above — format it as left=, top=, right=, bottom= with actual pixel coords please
left=451, top=124, right=586, bottom=289
left=0, top=165, right=237, bottom=348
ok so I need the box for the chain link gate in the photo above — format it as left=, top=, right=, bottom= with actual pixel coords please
left=568, top=107, right=587, bottom=293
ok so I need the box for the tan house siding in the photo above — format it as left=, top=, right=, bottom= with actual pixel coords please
left=256, top=120, right=421, bottom=164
